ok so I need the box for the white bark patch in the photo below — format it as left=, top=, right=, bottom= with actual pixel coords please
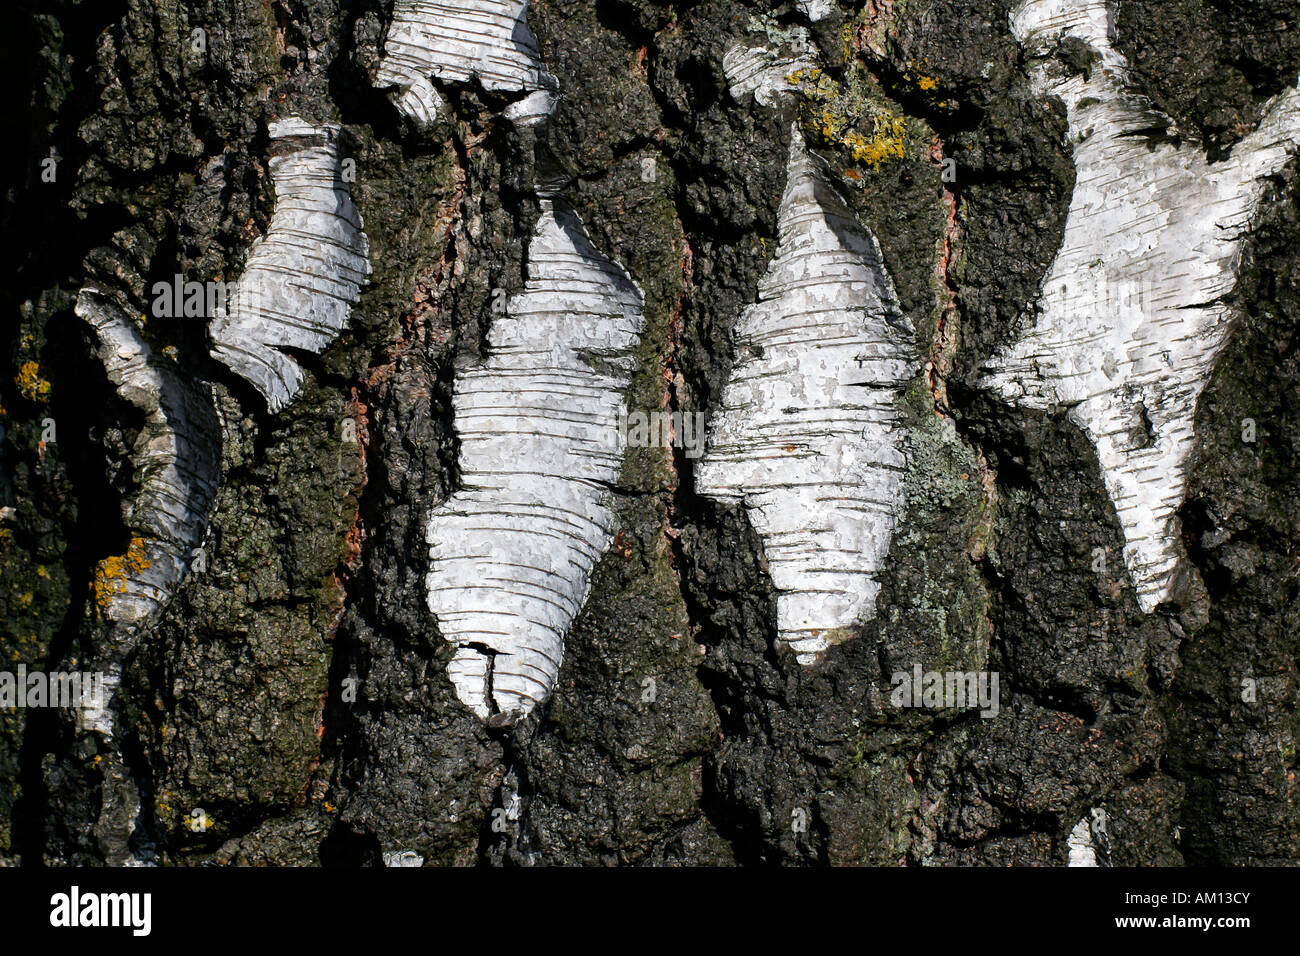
left=797, top=0, right=834, bottom=23
left=75, top=290, right=222, bottom=737
left=723, top=40, right=817, bottom=106
left=78, top=290, right=221, bottom=626
left=696, top=129, right=920, bottom=664
left=375, top=0, right=558, bottom=126
left=1067, top=815, right=1099, bottom=866
left=425, top=202, right=645, bottom=721
left=983, top=0, right=1300, bottom=611
left=382, top=850, right=425, bottom=867
left=209, top=118, right=371, bottom=413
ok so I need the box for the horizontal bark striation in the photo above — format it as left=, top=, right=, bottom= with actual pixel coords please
left=722, top=41, right=817, bottom=107
left=75, top=289, right=222, bottom=738
left=426, top=201, right=644, bottom=721
left=77, top=290, right=221, bottom=628
left=697, top=128, right=919, bottom=664
left=982, top=0, right=1300, bottom=610
left=374, top=0, right=558, bottom=126
left=209, top=118, right=371, bottom=413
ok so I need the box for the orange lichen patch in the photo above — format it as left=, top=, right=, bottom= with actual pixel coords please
left=91, top=536, right=151, bottom=609
left=917, top=75, right=937, bottom=91
left=15, top=361, right=50, bottom=402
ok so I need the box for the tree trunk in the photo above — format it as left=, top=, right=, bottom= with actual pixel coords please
left=2, top=0, right=1298, bottom=866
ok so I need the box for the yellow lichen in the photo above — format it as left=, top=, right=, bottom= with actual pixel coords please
left=15, top=361, right=50, bottom=402
left=797, top=65, right=909, bottom=171
left=917, top=75, right=937, bottom=91
left=785, top=67, right=822, bottom=86
left=845, top=113, right=908, bottom=166
left=182, top=810, right=216, bottom=832
left=812, top=102, right=906, bottom=168
left=92, top=536, right=151, bottom=610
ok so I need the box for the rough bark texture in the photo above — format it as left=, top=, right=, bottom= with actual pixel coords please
left=2, top=0, right=1298, bottom=866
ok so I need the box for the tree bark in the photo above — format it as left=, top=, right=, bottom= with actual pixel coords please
left=2, top=0, right=1298, bottom=866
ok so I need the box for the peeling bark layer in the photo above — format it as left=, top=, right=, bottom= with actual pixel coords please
left=77, top=290, right=221, bottom=633
left=426, top=201, right=645, bottom=721
left=982, top=0, right=1300, bottom=610
left=374, top=0, right=558, bottom=126
left=74, top=288, right=222, bottom=864
left=697, top=129, right=918, bottom=663
left=209, top=118, right=371, bottom=413
left=723, top=41, right=817, bottom=107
